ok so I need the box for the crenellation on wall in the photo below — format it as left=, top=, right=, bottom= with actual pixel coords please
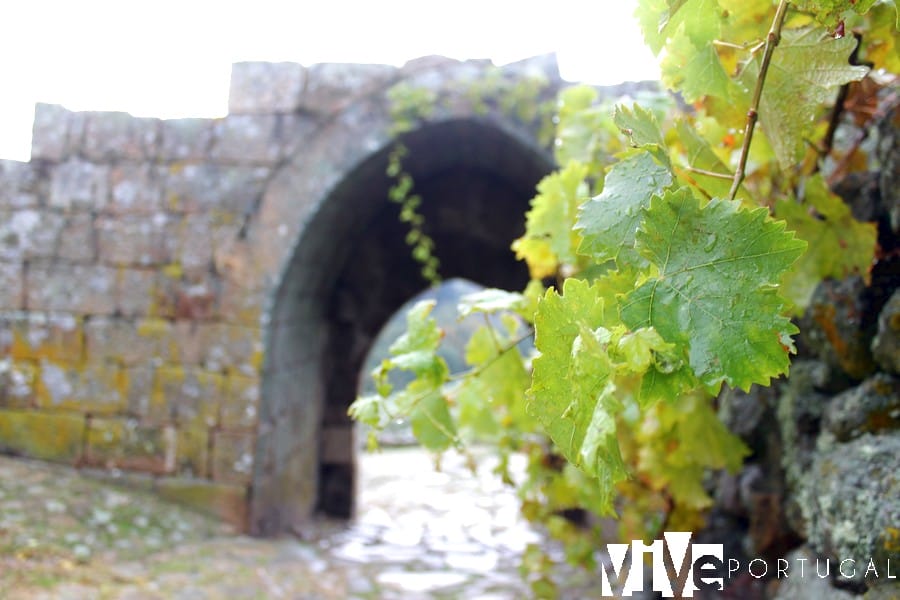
left=228, top=62, right=307, bottom=115
left=31, top=103, right=85, bottom=162
left=81, top=111, right=161, bottom=162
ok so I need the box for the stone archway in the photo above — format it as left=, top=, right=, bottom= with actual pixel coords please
left=252, top=114, right=553, bottom=534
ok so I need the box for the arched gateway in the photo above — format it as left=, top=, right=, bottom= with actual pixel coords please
left=0, top=56, right=644, bottom=534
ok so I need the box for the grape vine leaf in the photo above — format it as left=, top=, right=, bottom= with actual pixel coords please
left=512, top=163, right=589, bottom=278
left=791, top=0, right=879, bottom=26
left=348, top=300, right=456, bottom=451
left=661, top=30, right=732, bottom=103
left=620, top=188, right=807, bottom=391
left=741, top=27, right=869, bottom=169
left=614, top=104, right=665, bottom=148
left=529, top=278, right=628, bottom=511
left=674, top=119, right=736, bottom=201
left=775, top=174, right=877, bottom=310
left=576, top=149, right=674, bottom=267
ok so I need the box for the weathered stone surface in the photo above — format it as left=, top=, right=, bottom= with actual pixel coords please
left=159, top=117, right=214, bottom=161
left=85, top=417, right=175, bottom=473
left=800, top=276, right=877, bottom=380
left=0, top=359, right=38, bottom=408
left=153, top=269, right=219, bottom=320
left=800, top=433, right=900, bottom=588
left=0, top=409, right=84, bottom=462
left=228, top=62, right=306, bottom=114
left=823, top=374, right=900, bottom=441
left=49, top=159, right=109, bottom=211
left=155, top=477, right=248, bottom=530
left=0, top=209, right=64, bottom=260
left=163, top=164, right=269, bottom=214
left=26, top=262, right=117, bottom=314
left=84, top=317, right=171, bottom=366
left=57, top=213, right=96, bottom=262
left=222, top=374, right=258, bottom=429
left=81, top=111, right=160, bottom=161
left=116, top=268, right=155, bottom=316
left=96, top=213, right=176, bottom=266
left=211, top=430, right=254, bottom=485
left=209, top=115, right=281, bottom=164
left=153, top=366, right=225, bottom=427
left=0, top=261, right=23, bottom=309
left=178, top=214, right=215, bottom=273
left=35, top=359, right=127, bottom=414
left=30, top=103, right=84, bottom=162
left=6, top=311, right=83, bottom=362
left=872, top=290, right=900, bottom=374
left=206, top=323, right=262, bottom=376
left=107, top=163, right=164, bottom=214
left=302, top=63, right=398, bottom=114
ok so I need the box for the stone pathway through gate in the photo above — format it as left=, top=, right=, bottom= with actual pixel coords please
left=0, top=447, right=602, bottom=599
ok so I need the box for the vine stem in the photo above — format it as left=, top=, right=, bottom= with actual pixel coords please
left=729, top=0, right=791, bottom=201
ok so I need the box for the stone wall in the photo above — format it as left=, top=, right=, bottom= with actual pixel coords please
left=0, top=55, right=592, bottom=533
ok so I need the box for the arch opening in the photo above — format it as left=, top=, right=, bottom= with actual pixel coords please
left=254, top=117, right=553, bottom=534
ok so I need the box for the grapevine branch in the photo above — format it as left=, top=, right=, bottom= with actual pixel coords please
left=728, top=0, right=790, bottom=201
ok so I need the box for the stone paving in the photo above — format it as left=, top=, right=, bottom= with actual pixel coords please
left=0, top=447, right=604, bottom=599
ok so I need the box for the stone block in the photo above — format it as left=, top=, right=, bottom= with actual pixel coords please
left=96, top=213, right=176, bottom=267
left=49, top=159, right=109, bottom=211
left=169, top=320, right=214, bottom=366
left=8, top=311, right=83, bottom=362
left=0, top=262, right=23, bottom=310
left=153, top=366, right=225, bottom=427
left=873, top=290, right=900, bottom=374
left=206, top=323, right=262, bottom=375
left=26, top=262, right=117, bottom=314
left=159, top=118, right=215, bottom=161
left=155, top=477, right=248, bottom=531
left=153, top=268, right=219, bottom=320
left=0, top=210, right=64, bottom=261
left=116, top=268, right=155, bottom=316
left=31, top=103, right=85, bottom=162
left=0, top=160, right=40, bottom=210
left=35, top=359, right=127, bottom=415
left=81, top=111, right=160, bottom=161
left=85, top=417, right=175, bottom=473
left=123, top=364, right=154, bottom=418
left=84, top=316, right=172, bottom=366
left=175, top=424, right=209, bottom=478
left=222, top=374, right=259, bottom=429
left=57, top=213, right=96, bottom=263
left=178, top=214, right=215, bottom=273
left=211, top=429, right=254, bottom=485
left=107, top=163, right=164, bottom=214
left=217, top=274, right=263, bottom=326
left=209, top=115, right=281, bottom=164
left=228, top=62, right=306, bottom=114
left=302, top=63, right=398, bottom=114
left=0, top=409, right=85, bottom=463
left=0, top=359, right=38, bottom=408
left=163, top=163, right=269, bottom=214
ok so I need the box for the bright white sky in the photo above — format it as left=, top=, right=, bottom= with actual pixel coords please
left=0, top=0, right=659, bottom=162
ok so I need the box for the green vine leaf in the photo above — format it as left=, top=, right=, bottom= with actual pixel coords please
left=576, top=149, right=674, bottom=267
left=791, top=0, right=879, bottom=26
left=614, top=104, right=665, bottom=148
left=620, top=188, right=807, bottom=391
left=529, top=279, right=628, bottom=512
left=741, top=27, right=869, bottom=169
left=512, top=162, right=589, bottom=279
left=775, top=174, right=877, bottom=310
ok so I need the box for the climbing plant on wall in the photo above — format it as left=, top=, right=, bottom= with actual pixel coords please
left=352, top=0, right=898, bottom=592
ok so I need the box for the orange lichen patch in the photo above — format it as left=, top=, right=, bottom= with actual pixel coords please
left=811, top=303, right=875, bottom=379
